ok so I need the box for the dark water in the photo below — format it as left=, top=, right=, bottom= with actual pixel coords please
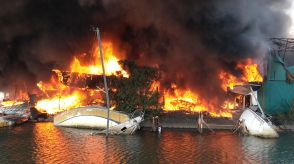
left=0, top=123, right=294, bottom=164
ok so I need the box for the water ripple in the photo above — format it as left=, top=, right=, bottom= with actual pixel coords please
left=0, top=123, right=293, bottom=163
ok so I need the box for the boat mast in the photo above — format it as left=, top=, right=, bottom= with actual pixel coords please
left=94, top=27, right=111, bottom=137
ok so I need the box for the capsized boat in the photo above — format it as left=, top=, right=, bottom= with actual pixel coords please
left=54, top=28, right=144, bottom=135
left=239, top=107, right=278, bottom=138
left=230, top=85, right=279, bottom=138
left=54, top=106, right=144, bottom=134
left=93, top=109, right=144, bottom=135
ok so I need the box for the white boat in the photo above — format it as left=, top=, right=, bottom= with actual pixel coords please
left=239, top=108, right=278, bottom=138
left=54, top=28, right=145, bottom=135
left=54, top=106, right=144, bottom=134
left=230, top=85, right=279, bottom=138
left=93, top=110, right=144, bottom=135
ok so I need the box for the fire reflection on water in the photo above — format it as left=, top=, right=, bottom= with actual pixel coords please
left=158, top=131, right=245, bottom=163
left=32, top=123, right=110, bottom=163
left=0, top=123, right=288, bottom=163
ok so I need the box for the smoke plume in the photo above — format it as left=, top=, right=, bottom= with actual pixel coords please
left=0, top=0, right=292, bottom=105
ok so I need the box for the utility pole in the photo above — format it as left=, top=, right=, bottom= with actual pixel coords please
left=94, top=27, right=111, bottom=137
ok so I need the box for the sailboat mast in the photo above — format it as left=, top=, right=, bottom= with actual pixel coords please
left=95, top=27, right=111, bottom=137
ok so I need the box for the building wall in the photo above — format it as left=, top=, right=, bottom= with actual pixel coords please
left=258, top=54, right=294, bottom=114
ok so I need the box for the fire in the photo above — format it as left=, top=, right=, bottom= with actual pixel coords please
left=35, top=41, right=261, bottom=118
left=237, top=59, right=263, bottom=82
left=0, top=101, right=25, bottom=107
left=219, top=59, right=263, bottom=91
left=219, top=59, right=263, bottom=110
left=221, top=100, right=237, bottom=110
left=163, top=58, right=262, bottom=117
left=209, top=111, right=232, bottom=118
left=219, top=71, right=243, bottom=91
left=164, top=84, right=206, bottom=112
left=35, top=91, right=83, bottom=114
left=37, top=76, right=68, bottom=97
left=35, top=41, right=128, bottom=114
left=163, top=84, right=232, bottom=118
left=70, top=42, right=129, bottom=78
left=150, top=81, right=160, bottom=91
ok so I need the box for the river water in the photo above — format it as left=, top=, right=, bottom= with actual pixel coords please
left=0, top=123, right=293, bottom=164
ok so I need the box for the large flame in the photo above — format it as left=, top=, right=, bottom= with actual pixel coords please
left=35, top=40, right=261, bottom=118
left=0, top=101, right=25, bottom=107
left=35, top=91, right=83, bottom=114
left=164, top=84, right=207, bottom=112
left=219, top=71, right=242, bottom=91
left=219, top=59, right=263, bottom=92
left=163, top=59, right=263, bottom=116
left=36, top=41, right=127, bottom=114
left=237, top=59, right=263, bottom=83
left=0, top=89, right=28, bottom=108
left=163, top=84, right=232, bottom=118
left=70, top=42, right=129, bottom=78
left=219, top=59, right=263, bottom=110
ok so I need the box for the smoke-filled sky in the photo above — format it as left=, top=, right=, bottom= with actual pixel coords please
left=0, top=0, right=292, bottom=104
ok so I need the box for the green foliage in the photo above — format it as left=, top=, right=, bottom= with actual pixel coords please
left=109, top=60, right=162, bottom=114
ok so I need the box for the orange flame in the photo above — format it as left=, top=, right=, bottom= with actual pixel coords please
left=36, top=41, right=128, bottom=114
left=237, top=59, right=263, bottom=82
left=163, top=84, right=232, bottom=118
left=219, top=59, right=263, bottom=110
left=0, top=101, right=25, bottom=107
left=70, top=42, right=129, bottom=77
left=219, top=59, right=263, bottom=91
left=219, top=71, right=243, bottom=91
left=36, top=91, right=83, bottom=114
left=221, top=100, right=238, bottom=110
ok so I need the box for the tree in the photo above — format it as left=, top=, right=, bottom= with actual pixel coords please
left=110, top=60, right=161, bottom=114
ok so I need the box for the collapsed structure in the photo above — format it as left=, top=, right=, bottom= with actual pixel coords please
left=258, top=38, right=294, bottom=114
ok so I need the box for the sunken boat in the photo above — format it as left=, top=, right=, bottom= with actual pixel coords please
left=54, top=106, right=144, bottom=134
left=54, top=106, right=129, bottom=129
left=230, top=85, right=279, bottom=138
left=53, top=28, right=144, bottom=135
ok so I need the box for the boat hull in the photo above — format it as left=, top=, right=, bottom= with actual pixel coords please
left=239, top=109, right=279, bottom=138
left=105, top=115, right=144, bottom=135
left=54, top=106, right=130, bottom=129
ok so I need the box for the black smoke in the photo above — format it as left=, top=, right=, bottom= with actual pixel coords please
left=0, top=0, right=291, bottom=105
